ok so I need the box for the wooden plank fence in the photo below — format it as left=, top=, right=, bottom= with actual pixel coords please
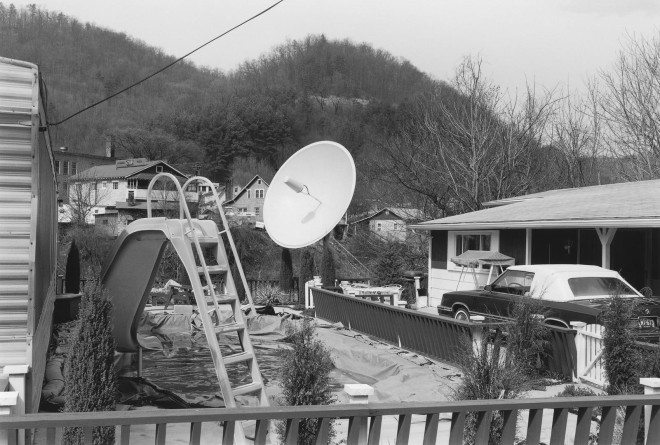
left=5, top=395, right=660, bottom=444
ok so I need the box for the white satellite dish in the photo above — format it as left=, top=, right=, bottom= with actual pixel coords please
left=264, top=141, right=356, bottom=248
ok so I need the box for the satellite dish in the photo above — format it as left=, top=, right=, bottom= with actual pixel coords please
left=264, top=141, right=355, bottom=248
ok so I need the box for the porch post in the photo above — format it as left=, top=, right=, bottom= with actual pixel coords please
left=640, top=378, right=660, bottom=444
left=525, top=229, right=532, bottom=265
left=596, top=228, right=617, bottom=269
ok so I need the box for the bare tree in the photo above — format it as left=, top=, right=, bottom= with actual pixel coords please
left=595, top=33, right=660, bottom=180
left=549, top=89, right=602, bottom=187
left=375, top=56, right=558, bottom=215
left=67, top=174, right=112, bottom=225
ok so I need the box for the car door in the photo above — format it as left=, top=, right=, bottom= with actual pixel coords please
left=477, top=270, right=535, bottom=319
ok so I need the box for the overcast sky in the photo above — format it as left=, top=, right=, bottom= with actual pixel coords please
left=9, top=0, right=660, bottom=95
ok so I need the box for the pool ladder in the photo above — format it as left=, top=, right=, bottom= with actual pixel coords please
left=147, top=174, right=268, bottom=444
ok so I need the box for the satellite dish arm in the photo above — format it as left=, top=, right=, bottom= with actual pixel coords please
left=284, top=175, right=321, bottom=206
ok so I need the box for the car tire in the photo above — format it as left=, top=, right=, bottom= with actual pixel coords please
left=453, top=307, right=470, bottom=321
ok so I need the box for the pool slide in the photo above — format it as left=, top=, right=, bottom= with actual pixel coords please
left=100, top=217, right=223, bottom=352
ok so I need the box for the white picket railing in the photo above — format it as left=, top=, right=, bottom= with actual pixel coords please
left=572, top=322, right=606, bottom=388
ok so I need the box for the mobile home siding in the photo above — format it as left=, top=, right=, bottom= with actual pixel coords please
left=0, top=57, right=57, bottom=413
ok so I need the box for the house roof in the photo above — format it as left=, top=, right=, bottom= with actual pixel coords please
left=223, top=175, right=269, bottom=205
left=410, top=179, right=660, bottom=230
left=69, top=160, right=187, bottom=181
left=351, top=207, right=425, bottom=225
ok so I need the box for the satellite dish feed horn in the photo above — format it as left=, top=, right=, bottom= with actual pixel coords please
left=264, top=141, right=356, bottom=248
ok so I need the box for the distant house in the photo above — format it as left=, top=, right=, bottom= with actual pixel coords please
left=67, top=158, right=195, bottom=224
left=410, top=179, right=660, bottom=306
left=223, top=175, right=269, bottom=224
left=53, top=136, right=116, bottom=203
left=350, top=207, right=425, bottom=241
left=198, top=183, right=227, bottom=219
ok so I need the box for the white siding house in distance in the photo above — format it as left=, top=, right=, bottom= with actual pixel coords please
left=223, top=175, right=269, bottom=224
left=67, top=158, right=196, bottom=225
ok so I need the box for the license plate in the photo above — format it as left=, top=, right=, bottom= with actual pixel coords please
left=639, top=317, right=658, bottom=328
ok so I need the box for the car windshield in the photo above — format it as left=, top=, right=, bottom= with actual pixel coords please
left=567, top=277, right=638, bottom=298
left=491, top=270, right=534, bottom=295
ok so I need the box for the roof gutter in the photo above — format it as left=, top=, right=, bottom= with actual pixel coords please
left=409, top=218, right=660, bottom=231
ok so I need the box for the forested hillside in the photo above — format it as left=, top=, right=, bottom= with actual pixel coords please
left=0, top=4, right=440, bottom=212
left=2, top=3, right=644, bottom=219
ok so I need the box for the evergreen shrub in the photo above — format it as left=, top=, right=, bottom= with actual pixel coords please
left=280, top=247, right=293, bottom=292
left=298, top=248, right=315, bottom=304
left=64, top=240, right=81, bottom=294
left=279, top=318, right=335, bottom=444
left=320, top=239, right=336, bottom=287
left=63, top=281, right=117, bottom=445
left=602, top=293, right=642, bottom=395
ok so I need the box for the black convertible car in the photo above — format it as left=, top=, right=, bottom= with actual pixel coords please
left=438, top=264, right=660, bottom=331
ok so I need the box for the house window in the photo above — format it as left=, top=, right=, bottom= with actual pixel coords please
left=102, top=219, right=109, bottom=225
left=394, top=222, right=400, bottom=230
left=255, top=207, right=260, bottom=215
left=455, top=233, right=492, bottom=256
left=376, top=222, right=382, bottom=231
left=127, top=179, right=138, bottom=189
left=156, top=166, right=163, bottom=173
left=102, top=181, right=107, bottom=189
left=446, top=231, right=498, bottom=271
left=63, top=161, right=69, bottom=176
left=247, top=190, right=251, bottom=199
left=71, top=162, right=77, bottom=175
left=255, top=189, right=264, bottom=199
left=112, top=181, right=119, bottom=190
left=238, top=207, right=248, bottom=214
left=55, top=160, right=61, bottom=174
left=257, top=179, right=262, bottom=185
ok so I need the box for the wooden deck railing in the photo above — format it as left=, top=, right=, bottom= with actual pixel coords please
left=4, top=395, right=660, bottom=444
left=311, top=287, right=578, bottom=379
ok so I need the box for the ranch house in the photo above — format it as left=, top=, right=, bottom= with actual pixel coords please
left=410, top=180, right=660, bottom=306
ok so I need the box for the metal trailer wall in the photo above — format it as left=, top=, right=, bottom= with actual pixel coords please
left=311, top=288, right=578, bottom=380
left=0, top=56, right=58, bottom=413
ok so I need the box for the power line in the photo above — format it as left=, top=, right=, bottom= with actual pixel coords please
left=49, top=0, right=285, bottom=127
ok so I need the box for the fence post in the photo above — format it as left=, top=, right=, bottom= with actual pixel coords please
left=470, top=315, right=485, bottom=355
left=305, top=281, right=314, bottom=309
left=1, top=365, right=28, bottom=445
left=344, top=384, right=373, bottom=444
left=641, top=377, right=660, bottom=444
left=570, top=321, right=586, bottom=383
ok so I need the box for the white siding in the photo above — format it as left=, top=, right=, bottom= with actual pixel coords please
left=428, top=268, right=492, bottom=306
left=428, top=230, right=501, bottom=306
left=0, top=58, right=38, bottom=368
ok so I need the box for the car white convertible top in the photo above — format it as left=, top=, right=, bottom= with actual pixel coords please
left=501, top=264, right=641, bottom=301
